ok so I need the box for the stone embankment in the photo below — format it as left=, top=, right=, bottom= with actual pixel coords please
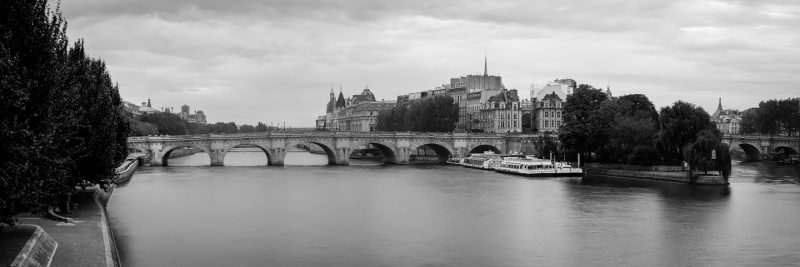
left=583, top=163, right=728, bottom=185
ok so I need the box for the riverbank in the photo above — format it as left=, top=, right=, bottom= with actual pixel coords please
left=1, top=155, right=140, bottom=267
left=11, top=187, right=119, bottom=267
left=583, top=163, right=729, bottom=185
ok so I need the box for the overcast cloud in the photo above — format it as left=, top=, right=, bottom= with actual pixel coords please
left=60, top=0, right=800, bottom=126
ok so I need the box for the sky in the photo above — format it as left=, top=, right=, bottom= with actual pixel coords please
left=60, top=0, right=800, bottom=127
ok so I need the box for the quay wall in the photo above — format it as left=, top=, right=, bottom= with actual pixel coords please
left=9, top=225, right=57, bottom=267
left=584, top=163, right=728, bottom=185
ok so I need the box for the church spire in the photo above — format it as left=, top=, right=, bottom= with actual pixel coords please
left=483, top=54, right=488, bottom=76
left=717, top=98, right=723, bottom=111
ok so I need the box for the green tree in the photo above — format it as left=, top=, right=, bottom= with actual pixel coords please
left=139, top=112, right=189, bottom=135
left=657, top=101, right=714, bottom=163
left=255, top=122, right=269, bottom=132
left=224, top=122, right=238, bottom=133
left=376, top=95, right=458, bottom=132
left=739, top=108, right=759, bottom=134
left=239, top=124, right=255, bottom=133
left=683, top=129, right=731, bottom=182
left=1, top=0, right=128, bottom=227
left=592, top=94, right=659, bottom=164
left=558, top=84, right=608, bottom=160
left=532, top=134, right=560, bottom=159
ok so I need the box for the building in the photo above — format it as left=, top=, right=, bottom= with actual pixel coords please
left=138, top=99, right=159, bottom=115
left=321, top=87, right=395, bottom=132
left=530, top=79, right=573, bottom=133
left=122, top=100, right=142, bottom=117
left=479, top=89, right=522, bottom=133
left=444, top=57, right=505, bottom=93
left=535, top=91, right=565, bottom=132
left=520, top=99, right=534, bottom=132
left=396, top=57, right=506, bottom=132
left=178, top=104, right=208, bottom=124
left=711, top=98, right=741, bottom=135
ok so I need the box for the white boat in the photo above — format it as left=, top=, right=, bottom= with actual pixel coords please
left=446, top=157, right=465, bottom=165
left=494, top=156, right=583, bottom=177
left=462, top=153, right=524, bottom=170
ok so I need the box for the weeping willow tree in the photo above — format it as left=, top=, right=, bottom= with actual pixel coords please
left=683, top=129, right=732, bottom=183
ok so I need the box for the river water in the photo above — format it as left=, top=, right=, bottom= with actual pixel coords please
left=108, top=151, right=800, bottom=266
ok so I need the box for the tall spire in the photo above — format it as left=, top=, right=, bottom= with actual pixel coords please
left=717, top=98, right=723, bottom=111
left=483, top=53, right=488, bottom=76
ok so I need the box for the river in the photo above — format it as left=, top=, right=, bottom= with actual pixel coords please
left=108, top=151, right=800, bottom=266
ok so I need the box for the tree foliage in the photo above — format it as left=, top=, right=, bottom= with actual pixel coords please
left=558, top=84, right=608, bottom=159
left=239, top=124, right=255, bottom=133
left=591, top=94, right=659, bottom=164
left=376, top=95, right=459, bottom=132
left=739, top=98, right=800, bottom=135
left=657, top=101, right=715, bottom=163
left=532, top=134, right=560, bottom=160
left=683, top=129, right=732, bottom=182
left=138, top=112, right=189, bottom=135
left=1, top=0, right=128, bottom=227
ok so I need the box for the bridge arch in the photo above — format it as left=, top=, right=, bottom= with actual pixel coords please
left=350, top=141, right=399, bottom=164
left=286, top=140, right=339, bottom=165
left=222, top=143, right=276, bottom=166
left=468, top=144, right=502, bottom=154
left=410, top=142, right=456, bottom=164
left=160, top=144, right=211, bottom=166
left=737, top=143, right=761, bottom=161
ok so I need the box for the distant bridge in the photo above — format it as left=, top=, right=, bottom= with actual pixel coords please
left=127, top=132, right=545, bottom=166
left=722, top=134, right=800, bottom=161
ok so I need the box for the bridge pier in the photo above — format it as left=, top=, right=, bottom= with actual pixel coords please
left=269, top=148, right=285, bottom=166
left=149, top=151, right=164, bottom=166
left=210, top=150, right=225, bottom=166
left=394, top=147, right=411, bottom=165
left=332, top=147, right=352, bottom=165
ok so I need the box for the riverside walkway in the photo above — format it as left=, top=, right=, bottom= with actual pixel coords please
left=18, top=189, right=117, bottom=267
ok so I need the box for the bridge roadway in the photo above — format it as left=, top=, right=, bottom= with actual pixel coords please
left=128, top=131, right=545, bottom=166
left=722, top=134, right=800, bottom=161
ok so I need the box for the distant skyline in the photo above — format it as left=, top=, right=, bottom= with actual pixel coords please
left=62, top=0, right=800, bottom=126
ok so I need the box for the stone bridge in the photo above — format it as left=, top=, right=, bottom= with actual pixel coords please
left=722, top=134, right=800, bottom=161
left=127, top=132, right=547, bottom=166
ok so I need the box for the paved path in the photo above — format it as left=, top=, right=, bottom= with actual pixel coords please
left=20, top=190, right=115, bottom=267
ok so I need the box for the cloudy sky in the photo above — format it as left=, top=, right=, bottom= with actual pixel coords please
left=61, top=0, right=799, bottom=127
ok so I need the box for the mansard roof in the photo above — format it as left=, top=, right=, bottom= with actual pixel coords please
left=542, top=92, right=562, bottom=101
left=351, top=88, right=377, bottom=105
left=487, top=89, right=519, bottom=103
left=352, top=101, right=396, bottom=111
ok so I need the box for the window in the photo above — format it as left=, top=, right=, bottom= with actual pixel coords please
left=545, top=111, right=549, bottom=118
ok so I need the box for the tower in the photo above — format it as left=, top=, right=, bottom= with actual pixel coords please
left=484, top=55, right=488, bottom=76
left=326, top=86, right=335, bottom=114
